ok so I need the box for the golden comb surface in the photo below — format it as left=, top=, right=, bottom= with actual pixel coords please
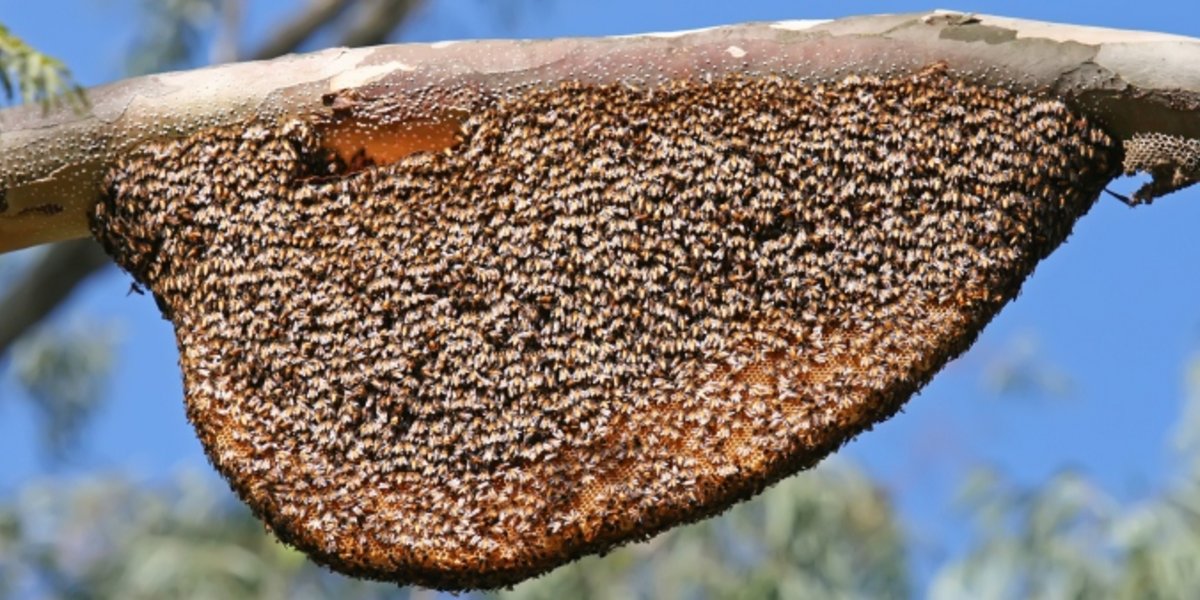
left=91, top=65, right=1120, bottom=590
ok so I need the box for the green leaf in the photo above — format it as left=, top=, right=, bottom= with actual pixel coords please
left=0, top=22, right=88, bottom=112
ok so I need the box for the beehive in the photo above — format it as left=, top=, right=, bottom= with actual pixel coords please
left=91, top=64, right=1120, bottom=589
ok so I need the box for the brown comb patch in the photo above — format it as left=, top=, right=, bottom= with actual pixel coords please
left=320, top=112, right=466, bottom=172
left=91, top=65, right=1119, bottom=590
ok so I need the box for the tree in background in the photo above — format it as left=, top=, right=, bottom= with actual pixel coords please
left=930, top=355, right=1200, bottom=600
left=0, top=461, right=909, bottom=599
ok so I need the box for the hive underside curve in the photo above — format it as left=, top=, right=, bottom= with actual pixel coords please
left=91, top=65, right=1120, bottom=590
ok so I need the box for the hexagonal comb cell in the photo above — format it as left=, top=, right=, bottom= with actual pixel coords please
left=90, top=64, right=1120, bottom=590
left=1122, top=132, right=1200, bottom=203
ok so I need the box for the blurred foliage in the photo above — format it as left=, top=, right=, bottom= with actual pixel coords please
left=981, top=332, right=1073, bottom=400
left=0, top=463, right=906, bottom=600
left=125, top=0, right=221, bottom=75
left=9, top=320, right=120, bottom=460
left=928, top=353, right=1200, bottom=599
left=15, top=350, right=1200, bottom=598
left=930, top=469, right=1117, bottom=599
left=14, top=348, right=1195, bottom=595
left=930, top=461, right=1200, bottom=599
left=0, top=471, right=409, bottom=599
left=500, top=463, right=909, bottom=600
left=0, top=24, right=86, bottom=111
left=122, top=0, right=548, bottom=76
left=16, top=394, right=1200, bottom=600
left=473, top=0, right=553, bottom=32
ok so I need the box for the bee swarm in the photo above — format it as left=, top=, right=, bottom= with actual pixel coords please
left=91, top=64, right=1120, bottom=590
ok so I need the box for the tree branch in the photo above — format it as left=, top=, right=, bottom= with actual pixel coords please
left=250, top=0, right=357, bottom=61
left=338, top=0, right=423, bottom=48
left=5, top=11, right=1200, bottom=256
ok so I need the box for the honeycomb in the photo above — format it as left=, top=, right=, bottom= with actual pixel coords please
left=90, top=64, right=1120, bottom=590
left=1122, top=132, right=1200, bottom=203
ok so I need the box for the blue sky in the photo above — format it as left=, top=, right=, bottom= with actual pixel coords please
left=3, top=0, right=1200, bottom=589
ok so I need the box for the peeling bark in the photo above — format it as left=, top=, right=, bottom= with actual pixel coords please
left=2, top=10, right=1200, bottom=254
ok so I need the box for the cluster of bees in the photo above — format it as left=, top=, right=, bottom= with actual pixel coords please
left=91, top=63, right=1119, bottom=589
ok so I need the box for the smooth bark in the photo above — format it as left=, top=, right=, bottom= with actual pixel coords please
left=3, top=10, right=1200, bottom=254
